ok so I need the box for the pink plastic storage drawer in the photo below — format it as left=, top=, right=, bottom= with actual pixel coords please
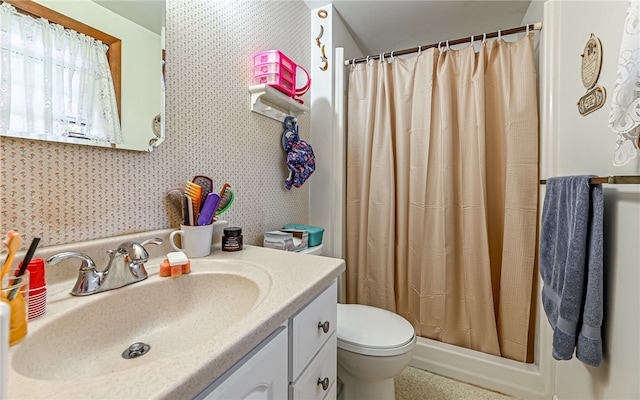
left=253, top=50, right=296, bottom=97
left=254, top=73, right=294, bottom=93
left=253, top=63, right=294, bottom=81
left=254, top=50, right=295, bottom=71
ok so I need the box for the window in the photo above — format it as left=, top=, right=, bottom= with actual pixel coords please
left=0, top=0, right=122, bottom=143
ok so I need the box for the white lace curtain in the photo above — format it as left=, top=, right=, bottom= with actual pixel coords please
left=609, top=0, right=640, bottom=166
left=0, top=3, right=122, bottom=143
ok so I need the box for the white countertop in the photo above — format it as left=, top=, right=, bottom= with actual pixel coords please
left=5, top=228, right=344, bottom=399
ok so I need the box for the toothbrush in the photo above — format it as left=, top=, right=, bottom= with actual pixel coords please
left=1, top=231, right=21, bottom=289
left=8, top=237, right=40, bottom=301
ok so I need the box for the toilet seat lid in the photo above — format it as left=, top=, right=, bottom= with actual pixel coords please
left=337, top=304, right=416, bottom=356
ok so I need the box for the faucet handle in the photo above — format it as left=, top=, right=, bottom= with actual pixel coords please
left=116, top=238, right=162, bottom=282
left=117, top=238, right=163, bottom=264
left=141, top=238, right=163, bottom=247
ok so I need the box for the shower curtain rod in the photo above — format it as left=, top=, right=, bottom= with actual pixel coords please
left=344, top=22, right=543, bottom=66
left=540, top=176, right=640, bottom=185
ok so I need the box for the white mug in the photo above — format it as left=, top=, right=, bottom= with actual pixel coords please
left=169, top=223, right=214, bottom=258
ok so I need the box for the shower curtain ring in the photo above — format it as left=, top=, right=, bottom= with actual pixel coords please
left=379, top=53, right=384, bottom=63
left=526, top=24, right=530, bottom=35
left=438, top=41, right=443, bottom=51
left=482, top=33, right=487, bottom=44
left=366, top=55, right=371, bottom=64
left=351, top=58, right=356, bottom=67
left=446, top=40, right=450, bottom=51
left=417, top=46, right=421, bottom=57
left=498, top=30, right=502, bottom=40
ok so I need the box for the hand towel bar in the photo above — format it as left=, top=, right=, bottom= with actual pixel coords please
left=540, top=175, right=640, bottom=185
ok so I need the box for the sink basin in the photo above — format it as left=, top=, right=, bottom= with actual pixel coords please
left=11, top=260, right=271, bottom=381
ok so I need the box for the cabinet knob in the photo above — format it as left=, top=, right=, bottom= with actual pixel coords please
left=317, top=321, right=330, bottom=333
left=317, top=377, right=330, bottom=391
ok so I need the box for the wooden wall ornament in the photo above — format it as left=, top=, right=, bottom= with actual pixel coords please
left=581, top=34, right=603, bottom=89
left=578, top=34, right=606, bottom=115
left=578, top=86, right=606, bottom=116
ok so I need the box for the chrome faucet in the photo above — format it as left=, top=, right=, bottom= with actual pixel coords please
left=47, top=238, right=163, bottom=296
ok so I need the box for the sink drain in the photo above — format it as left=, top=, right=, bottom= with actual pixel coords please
left=122, top=342, right=151, bottom=359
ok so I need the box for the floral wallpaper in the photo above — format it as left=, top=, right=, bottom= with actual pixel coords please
left=0, top=0, right=311, bottom=250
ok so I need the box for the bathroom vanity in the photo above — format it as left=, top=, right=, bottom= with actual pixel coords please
left=4, top=228, right=344, bottom=399
left=197, top=281, right=338, bottom=399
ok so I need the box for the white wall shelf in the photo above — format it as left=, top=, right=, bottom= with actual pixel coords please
left=249, top=84, right=309, bottom=122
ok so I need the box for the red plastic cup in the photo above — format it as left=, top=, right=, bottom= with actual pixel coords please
left=29, top=285, right=46, bottom=296
left=22, top=258, right=45, bottom=288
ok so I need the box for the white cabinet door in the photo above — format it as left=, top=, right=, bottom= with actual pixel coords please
left=196, top=326, right=288, bottom=400
left=290, top=281, right=337, bottom=379
left=289, top=333, right=337, bottom=400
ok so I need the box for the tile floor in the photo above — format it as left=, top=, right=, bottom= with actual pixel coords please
left=395, top=367, right=518, bottom=400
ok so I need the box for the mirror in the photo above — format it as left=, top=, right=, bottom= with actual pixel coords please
left=0, top=0, right=165, bottom=152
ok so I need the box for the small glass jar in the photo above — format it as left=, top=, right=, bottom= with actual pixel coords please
left=222, top=227, right=243, bottom=252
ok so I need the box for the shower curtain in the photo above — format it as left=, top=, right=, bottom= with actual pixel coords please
left=345, top=34, right=538, bottom=362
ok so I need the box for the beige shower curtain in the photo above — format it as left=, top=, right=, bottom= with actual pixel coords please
left=346, top=34, right=538, bottom=362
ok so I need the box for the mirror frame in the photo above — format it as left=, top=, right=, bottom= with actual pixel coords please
left=0, top=0, right=165, bottom=152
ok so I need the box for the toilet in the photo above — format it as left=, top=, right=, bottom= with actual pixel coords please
left=300, top=245, right=416, bottom=400
left=336, top=303, right=416, bottom=399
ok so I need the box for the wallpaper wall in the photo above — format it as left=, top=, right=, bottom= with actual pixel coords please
left=0, top=0, right=312, bottom=250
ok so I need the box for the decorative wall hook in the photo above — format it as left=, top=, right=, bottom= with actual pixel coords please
left=320, top=45, right=328, bottom=71
left=315, top=25, right=324, bottom=48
